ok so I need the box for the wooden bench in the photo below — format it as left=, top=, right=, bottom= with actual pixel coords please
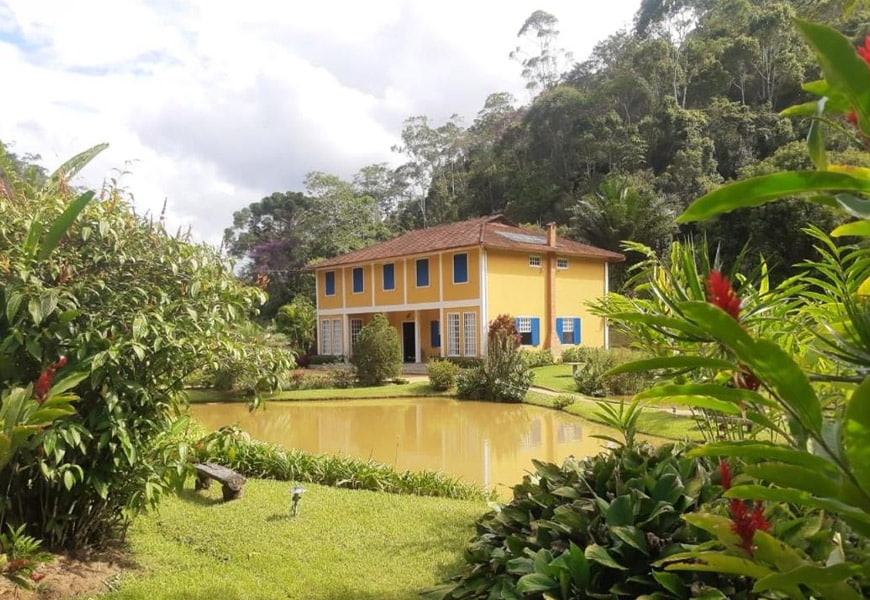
left=194, top=462, right=246, bottom=501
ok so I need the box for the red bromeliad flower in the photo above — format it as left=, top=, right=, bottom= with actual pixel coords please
left=30, top=571, right=46, bottom=583
left=719, top=461, right=770, bottom=554
left=706, top=270, right=741, bottom=321
left=34, top=356, right=68, bottom=403
left=847, top=36, right=870, bottom=126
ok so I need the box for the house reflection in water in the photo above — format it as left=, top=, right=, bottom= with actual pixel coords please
left=191, top=398, right=640, bottom=494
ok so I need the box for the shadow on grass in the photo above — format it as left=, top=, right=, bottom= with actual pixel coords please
left=176, top=489, right=223, bottom=507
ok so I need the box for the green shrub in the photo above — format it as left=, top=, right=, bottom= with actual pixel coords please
left=559, top=345, right=583, bottom=363
left=192, top=426, right=489, bottom=501
left=552, top=394, right=576, bottom=410
left=456, top=314, right=532, bottom=403
left=427, top=359, right=459, bottom=391
left=350, top=314, right=402, bottom=386
left=327, top=368, right=356, bottom=389
left=572, top=347, right=652, bottom=397
left=308, top=354, right=343, bottom=365
left=443, top=356, right=484, bottom=369
left=202, top=323, right=293, bottom=394
left=520, top=347, right=554, bottom=368
left=0, top=146, right=290, bottom=550
left=428, top=443, right=745, bottom=599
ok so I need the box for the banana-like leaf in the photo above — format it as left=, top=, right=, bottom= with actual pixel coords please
left=681, top=302, right=822, bottom=436
left=678, top=171, right=870, bottom=223
left=832, top=220, right=870, bottom=237
left=844, top=377, right=870, bottom=496
left=688, top=441, right=839, bottom=475
left=606, top=355, right=736, bottom=376
left=42, top=143, right=109, bottom=194
left=795, top=19, right=870, bottom=136
left=636, top=384, right=778, bottom=409
left=37, top=190, right=95, bottom=261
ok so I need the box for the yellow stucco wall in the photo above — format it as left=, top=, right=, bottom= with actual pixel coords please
left=405, top=256, right=439, bottom=304
left=343, top=264, right=374, bottom=309
left=317, top=268, right=344, bottom=310
left=373, top=261, right=405, bottom=306
left=485, top=249, right=547, bottom=322
left=554, top=257, right=606, bottom=347
left=442, top=248, right=480, bottom=302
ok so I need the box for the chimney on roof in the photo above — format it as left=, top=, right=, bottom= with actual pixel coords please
left=546, top=222, right=556, bottom=248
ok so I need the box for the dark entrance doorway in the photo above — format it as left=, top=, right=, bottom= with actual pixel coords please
left=402, top=322, right=416, bottom=362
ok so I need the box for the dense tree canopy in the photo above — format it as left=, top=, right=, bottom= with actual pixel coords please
left=226, top=0, right=869, bottom=298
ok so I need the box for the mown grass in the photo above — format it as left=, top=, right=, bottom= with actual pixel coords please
left=102, top=479, right=486, bottom=600
left=531, top=364, right=578, bottom=393
left=524, top=391, right=703, bottom=442
left=186, top=381, right=445, bottom=403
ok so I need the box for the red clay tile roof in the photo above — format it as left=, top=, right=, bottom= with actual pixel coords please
left=309, top=215, right=624, bottom=269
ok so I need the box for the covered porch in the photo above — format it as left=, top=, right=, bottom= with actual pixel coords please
left=317, top=305, right=482, bottom=364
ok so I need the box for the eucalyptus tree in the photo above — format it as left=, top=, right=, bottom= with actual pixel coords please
left=509, top=10, right=574, bottom=94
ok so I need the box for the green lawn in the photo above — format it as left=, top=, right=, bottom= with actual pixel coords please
left=187, top=381, right=446, bottom=403
left=101, top=479, right=486, bottom=600
left=531, top=364, right=578, bottom=393
left=525, top=391, right=702, bottom=442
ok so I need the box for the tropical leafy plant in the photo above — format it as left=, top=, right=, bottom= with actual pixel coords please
left=0, top=145, right=291, bottom=550
left=426, top=443, right=743, bottom=599
left=603, top=19, right=870, bottom=598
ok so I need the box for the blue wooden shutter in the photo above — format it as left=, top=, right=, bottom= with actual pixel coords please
left=325, top=271, right=335, bottom=295
left=531, top=318, right=540, bottom=346
left=416, top=259, right=429, bottom=286
left=555, top=318, right=563, bottom=342
left=573, top=318, right=581, bottom=344
left=352, top=267, right=363, bottom=293
left=453, top=253, right=468, bottom=283
left=383, top=263, right=395, bottom=290
left=430, top=320, right=441, bottom=348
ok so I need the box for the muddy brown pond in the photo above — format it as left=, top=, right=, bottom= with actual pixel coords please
left=189, top=397, right=635, bottom=495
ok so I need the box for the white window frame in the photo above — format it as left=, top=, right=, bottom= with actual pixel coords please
left=447, top=312, right=460, bottom=357
left=562, top=318, right=574, bottom=333
left=557, top=257, right=569, bottom=270
left=463, top=312, right=477, bottom=356
left=350, top=318, right=363, bottom=350
left=331, top=319, right=342, bottom=356
left=320, top=320, right=331, bottom=355
left=528, top=255, right=541, bottom=268
left=516, top=317, right=532, bottom=333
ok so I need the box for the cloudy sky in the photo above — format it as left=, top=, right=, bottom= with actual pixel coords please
left=0, top=0, right=640, bottom=246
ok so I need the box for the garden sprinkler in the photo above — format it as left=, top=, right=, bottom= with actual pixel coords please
left=290, top=485, right=306, bottom=516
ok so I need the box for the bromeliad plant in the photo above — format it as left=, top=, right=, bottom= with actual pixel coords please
left=425, top=440, right=747, bottom=599
left=607, top=18, right=870, bottom=598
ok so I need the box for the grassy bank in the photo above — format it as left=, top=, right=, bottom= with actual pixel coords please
left=525, top=391, right=702, bottom=441
left=102, top=479, right=486, bottom=599
left=531, top=364, right=577, bottom=393
left=187, top=380, right=446, bottom=403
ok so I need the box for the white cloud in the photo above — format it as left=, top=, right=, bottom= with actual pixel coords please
left=0, top=0, right=640, bottom=246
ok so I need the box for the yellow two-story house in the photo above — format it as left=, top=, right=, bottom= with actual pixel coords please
left=309, top=215, right=623, bottom=362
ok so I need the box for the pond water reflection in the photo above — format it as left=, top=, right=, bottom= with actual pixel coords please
left=189, top=397, right=632, bottom=494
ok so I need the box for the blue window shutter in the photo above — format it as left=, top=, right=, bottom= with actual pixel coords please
left=453, top=253, right=468, bottom=283
left=352, top=267, right=363, bottom=293
left=531, top=318, right=540, bottom=346
left=555, top=318, right=563, bottom=338
left=416, top=259, right=429, bottom=286
left=430, top=320, right=441, bottom=348
left=325, top=271, right=335, bottom=295
left=383, top=263, right=395, bottom=290
left=573, top=318, right=581, bottom=344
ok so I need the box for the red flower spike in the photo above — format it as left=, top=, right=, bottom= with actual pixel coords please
left=858, top=35, right=870, bottom=65
left=719, top=460, right=732, bottom=490
left=34, top=355, right=68, bottom=403
left=706, top=270, right=741, bottom=321
left=736, top=365, right=761, bottom=391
